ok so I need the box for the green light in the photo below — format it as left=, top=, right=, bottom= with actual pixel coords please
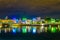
left=48, top=25, right=51, bottom=31
left=51, top=27, right=56, bottom=33
left=58, top=27, right=60, bottom=31
left=22, top=18, right=27, bottom=21
left=22, top=26, right=27, bottom=33
left=51, top=18, right=55, bottom=23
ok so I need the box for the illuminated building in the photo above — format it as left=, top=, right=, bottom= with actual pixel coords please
left=22, top=18, right=27, bottom=24
left=0, top=16, right=60, bottom=33
left=26, top=19, right=32, bottom=24
left=32, top=18, right=37, bottom=24
left=36, top=17, right=41, bottom=21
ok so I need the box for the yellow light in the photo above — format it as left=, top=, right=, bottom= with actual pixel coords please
left=33, top=21, right=37, bottom=24
left=12, top=24, right=19, bottom=28
left=0, top=26, right=2, bottom=28
left=0, top=24, right=2, bottom=28
left=40, top=25, right=44, bottom=32
left=2, top=20, right=8, bottom=23
left=26, top=20, right=31, bottom=24
left=45, top=27, right=48, bottom=32
left=8, top=20, right=15, bottom=23
left=2, top=20, right=5, bottom=23
left=26, top=26, right=31, bottom=32
left=8, top=28, right=11, bottom=32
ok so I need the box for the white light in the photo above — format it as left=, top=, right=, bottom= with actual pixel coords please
left=41, top=24, right=44, bottom=25
left=27, top=27, right=31, bottom=32
left=37, top=17, right=41, bottom=21
left=26, top=20, right=31, bottom=24
left=22, top=22, right=26, bottom=24
left=32, top=27, right=36, bottom=33
left=33, top=29, right=36, bottom=33
left=0, top=29, right=1, bottom=33
left=4, top=29, right=7, bottom=33
left=41, top=26, right=44, bottom=29
left=40, top=25, right=44, bottom=32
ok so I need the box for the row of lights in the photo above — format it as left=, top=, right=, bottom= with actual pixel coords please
left=0, top=16, right=58, bottom=24
left=5, top=16, right=42, bottom=24
left=0, top=27, right=42, bottom=34
left=0, top=26, right=60, bottom=34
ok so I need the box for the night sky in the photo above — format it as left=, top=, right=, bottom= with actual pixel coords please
left=0, top=0, right=60, bottom=18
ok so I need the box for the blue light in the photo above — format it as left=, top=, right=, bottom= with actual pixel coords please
left=17, top=28, right=21, bottom=32
left=16, top=19, right=19, bottom=23
left=32, top=27, right=36, bottom=33
left=32, top=18, right=36, bottom=21
left=12, top=28, right=16, bottom=33
left=12, top=18, right=19, bottom=23
left=12, top=17, right=17, bottom=20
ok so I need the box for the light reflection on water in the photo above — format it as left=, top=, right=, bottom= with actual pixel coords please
left=21, top=26, right=45, bottom=33
left=0, top=26, right=49, bottom=33
left=0, top=24, right=59, bottom=33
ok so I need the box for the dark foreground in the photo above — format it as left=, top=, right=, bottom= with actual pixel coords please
left=0, top=32, right=60, bottom=40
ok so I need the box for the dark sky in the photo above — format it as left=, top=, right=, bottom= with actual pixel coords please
left=0, top=0, right=60, bottom=18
